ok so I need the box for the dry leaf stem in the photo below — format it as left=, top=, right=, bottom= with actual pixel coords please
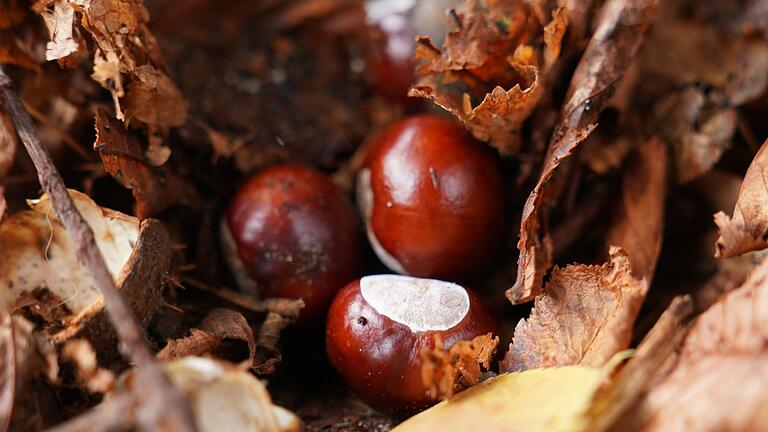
left=0, top=66, right=197, bottom=432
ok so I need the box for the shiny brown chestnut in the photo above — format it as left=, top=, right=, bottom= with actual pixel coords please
left=365, top=0, right=416, bottom=104
left=357, top=115, right=505, bottom=279
left=326, top=274, right=497, bottom=414
left=222, top=165, right=361, bottom=325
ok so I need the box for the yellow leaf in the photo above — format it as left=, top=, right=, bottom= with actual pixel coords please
left=393, top=366, right=602, bottom=432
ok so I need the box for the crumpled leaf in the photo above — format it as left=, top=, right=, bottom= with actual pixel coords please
left=61, top=339, right=115, bottom=394
left=157, top=308, right=256, bottom=366
left=640, top=21, right=768, bottom=182
left=36, top=0, right=189, bottom=134
left=605, top=255, right=768, bottom=431
left=394, top=366, right=603, bottom=432
left=0, top=190, right=170, bottom=357
left=507, top=0, right=660, bottom=304
left=94, top=110, right=195, bottom=218
left=409, top=0, right=567, bottom=153
left=714, top=139, right=768, bottom=258
left=40, top=1, right=78, bottom=61
left=419, top=333, right=499, bottom=400
left=501, top=248, right=648, bottom=372
left=124, top=65, right=189, bottom=130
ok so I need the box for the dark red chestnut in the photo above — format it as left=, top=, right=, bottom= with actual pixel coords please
left=365, top=0, right=416, bottom=104
left=222, top=165, right=361, bottom=325
left=326, top=274, right=497, bottom=414
left=357, top=115, right=505, bottom=279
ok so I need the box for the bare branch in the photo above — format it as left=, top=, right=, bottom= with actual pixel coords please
left=0, top=67, right=196, bottom=432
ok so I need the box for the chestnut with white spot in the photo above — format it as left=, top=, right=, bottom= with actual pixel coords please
left=325, top=275, right=497, bottom=414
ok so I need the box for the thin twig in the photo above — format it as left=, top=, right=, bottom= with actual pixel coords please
left=0, top=67, right=197, bottom=432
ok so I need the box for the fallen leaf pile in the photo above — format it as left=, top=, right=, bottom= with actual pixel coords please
left=2, top=0, right=768, bottom=430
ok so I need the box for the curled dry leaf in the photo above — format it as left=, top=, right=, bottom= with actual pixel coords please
left=164, top=357, right=301, bottom=432
left=639, top=21, right=768, bottom=182
left=714, top=139, right=768, bottom=258
left=502, top=138, right=665, bottom=372
left=94, top=110, right=196, bottom=218
left=502, top=248, right=648, bottom=372
left=394, top=366, right=603, bottom=432
left=253, top=310, right=297, bottom=375
left=35, top=0, right=188, bottom=133
left=507, top=0, right=660, bottom=304
left=61, top=339, right=115, bottom=394
left=605, top=255, right=768, bottom=431
left=0, top=189, right=170, bottom=357
left=409, top=0, right=567, bottom=154
left=157, top=308, right=256, bottom=366
left=419, top=333, right=499, bottom=400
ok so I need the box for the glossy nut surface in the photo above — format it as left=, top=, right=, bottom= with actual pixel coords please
left=225, top=165, right=361, bottom=324
left=366, top=1, right=415, bottom=104
left=325, top=275, right=498, bottom=414
left=357, top=115, right=505, bottom=278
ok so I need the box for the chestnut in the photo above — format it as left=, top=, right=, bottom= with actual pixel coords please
left=325, top=274, right=497, bottom=414
left=222, top=165, right=361, bottom=325
left=365, top=0, right=416, bottom=104
left=357, top=115, right=505, bottom=279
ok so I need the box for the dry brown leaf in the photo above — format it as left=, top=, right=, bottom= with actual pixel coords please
left=157, top=308, right=256, bottom=365
left=94, top=110, right=195, bottom=218
left=714, top=139, right=768, bottom=258
left=40, top=1, right=78, bottom=61
left=39, top=0, right=189, bottom=133
left=419, top=333, right=499, bottom=401
left=507, top=0, right=660, bottom=304
left=604, top=137, right=667, bottom=278
left=409, top=1, right=567, bottom=154
left=639, top=21, right=768, bottom=182
left=61, top=339, right=115, bottom=394
left=501, top=248, right=648, bottom=372
left=610, top=255, right=768, bottom=431
left=252, top=310, right=298, bottom=375
left=124, top=65, right=189, bottom=130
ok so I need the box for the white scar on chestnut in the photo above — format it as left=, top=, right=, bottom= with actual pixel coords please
left=360, top=275, right=469, bottom=332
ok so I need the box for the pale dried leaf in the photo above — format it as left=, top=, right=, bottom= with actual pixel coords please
left=41, top=1, right=78, bottom=61
left=715, top=139, right=768, bottom=258
left=501, top=248, right=648, bottom=372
